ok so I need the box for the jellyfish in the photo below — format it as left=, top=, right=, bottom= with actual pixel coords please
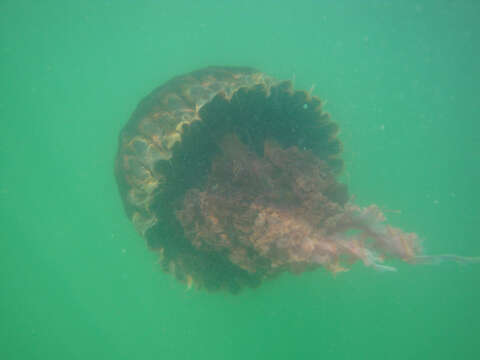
left=115, top=66, right=478, bottom=293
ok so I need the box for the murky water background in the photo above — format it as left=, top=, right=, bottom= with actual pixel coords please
left=1, top=1, right=479, bottom=359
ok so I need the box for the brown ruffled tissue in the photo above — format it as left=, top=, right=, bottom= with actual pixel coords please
left=176, top=134, right=479, bottom=278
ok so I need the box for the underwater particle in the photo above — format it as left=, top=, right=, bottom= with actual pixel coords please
left=114, top=66, right=479, bottom=293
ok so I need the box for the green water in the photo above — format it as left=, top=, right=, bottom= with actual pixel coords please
left=1, top=1, right=479, bottom=359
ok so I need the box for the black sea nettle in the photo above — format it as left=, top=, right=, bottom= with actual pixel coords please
left=115, top=66, right=478, bottom=293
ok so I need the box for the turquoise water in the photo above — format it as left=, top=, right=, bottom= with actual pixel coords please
left=1, top=1, right=479, bottom=359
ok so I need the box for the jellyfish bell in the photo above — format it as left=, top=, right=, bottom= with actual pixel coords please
left=115, top=66, right=478, bottom=293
